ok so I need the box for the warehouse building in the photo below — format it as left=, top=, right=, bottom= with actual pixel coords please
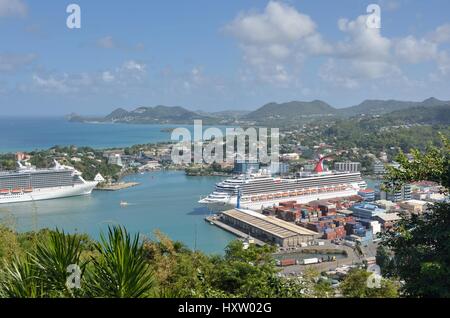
left=220, top=209, right=318, bottom=247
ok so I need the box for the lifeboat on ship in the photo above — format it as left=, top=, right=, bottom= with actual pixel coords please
left=11, top=189, right=22, bottom=194
left=251, top=196, right=257, bottom=202
left=275, top=193, right=282, bottom=198
left=259, top=195, right=267, bottom=201
left=23, top=188, right=33, bottom=193
left=282, top=192, right=289, bottom=197
left=267, top=194, right=274, bottom=200
left=0, top=189, right=10, bottom=195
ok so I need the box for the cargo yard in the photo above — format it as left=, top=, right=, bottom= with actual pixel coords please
left=206, top=177, right=446, bottom=275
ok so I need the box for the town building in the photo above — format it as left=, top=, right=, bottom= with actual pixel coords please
left=378, top=184, right=412, bottom=202
left=350, top=203, right=385, bottom=219
left=373, top=161, right=401, bottom=175
left=16, top=152, right=30, bottom=161
left=233, top=160, right=260, bottom=174
left=358, top=189, right=375, bottom=202
left=280, top=153, right=300, bottom=161
left=399, top=199, right=429, bottom=214
left=334, top=161, right=361, bottom=172
left=266, top=162, right=290, bottom=175
left=374, top=200, right=398, bottom=211
left=374, top=213, right=402, bottom=230
left=108, top=154, right=123, bottom=167
left=373, top=161, right=385, bottom=175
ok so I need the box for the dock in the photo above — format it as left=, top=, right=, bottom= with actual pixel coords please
left=205, top=216, right=266, bottom=246
left=95, top=182, right=140, bottom=191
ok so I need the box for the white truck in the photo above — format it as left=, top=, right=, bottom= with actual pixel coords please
left=302, top=258, right=319, bottom=265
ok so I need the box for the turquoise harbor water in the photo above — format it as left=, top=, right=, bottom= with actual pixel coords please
left=0, top=117, right=226, bottom=153
left=0, top=171, right=235, bottom=254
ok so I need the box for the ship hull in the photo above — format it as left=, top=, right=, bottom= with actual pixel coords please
left=201, top=188, right=359, bottom=212
left=0, top=182, right=98, bottom=204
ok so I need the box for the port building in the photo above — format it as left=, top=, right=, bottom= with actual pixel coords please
left=334, top=162, right=361, bottom=173
left=220, top=209, right=318, bottom=247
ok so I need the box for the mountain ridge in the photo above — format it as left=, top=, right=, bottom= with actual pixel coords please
left=67, top=97, right=450, bottom=125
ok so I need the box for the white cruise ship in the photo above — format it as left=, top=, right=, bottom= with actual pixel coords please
left=0, top=161, right=98, bottom=204
left=199, top=159, right=366, bottom=211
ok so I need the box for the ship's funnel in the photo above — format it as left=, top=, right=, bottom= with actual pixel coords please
left=314, top=154, right=333, bottom=173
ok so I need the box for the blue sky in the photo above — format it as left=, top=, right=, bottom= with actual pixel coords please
left=1, top=0, right=450, bottom=115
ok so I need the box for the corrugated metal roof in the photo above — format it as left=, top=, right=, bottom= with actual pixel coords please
left=222, top=209, right=317, bottom=239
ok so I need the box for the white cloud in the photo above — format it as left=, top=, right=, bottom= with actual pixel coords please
left=95, top=36, right=146, bottom=52
left=97, top=36, right=116, bottom=49
left=225, top=1, right=316, bottom=45
left=0, top=53, right=35, bottom=72
left=427, top=23, right=450, bottom=44
left=225, top=1, right=450, bottom=92
left=319, top=59, right=360, bottom=89
left=32, top=74, right=72, bottom=93
left=378, top=0, right=401, bottom=12
left=122, top=60, right=146, bottom=73
left=28, top=60, right=148, bottom=94
left=225, top=1, right=330, bottom=85
left=395, top=36, right=438, bottom=64
left=102, top=71, right=115, bottom=83
left=393, top=26, right=450, bottom=76
left=336, top=15, right=391, bottom=61
left=436, top=51, right=450, bottom=75
left=319, top=14, right=400, bottom=87
left=0, top=0, right=27, bottom=17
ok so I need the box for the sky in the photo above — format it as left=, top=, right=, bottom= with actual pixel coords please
left=1, top=0, right=450, bottom=116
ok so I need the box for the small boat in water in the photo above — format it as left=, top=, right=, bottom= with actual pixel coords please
left=119, top=200, right=129, bottom=207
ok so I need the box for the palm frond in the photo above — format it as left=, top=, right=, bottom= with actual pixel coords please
left=85, top=226, right=154, bottom=298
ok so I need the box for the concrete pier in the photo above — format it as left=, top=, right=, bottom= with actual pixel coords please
left=205, top=216, right=265, bottom=246
left=95, top=182, right=140, bottom=191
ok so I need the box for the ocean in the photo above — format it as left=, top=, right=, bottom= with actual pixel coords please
left=0, top=117, right=224, bottom=153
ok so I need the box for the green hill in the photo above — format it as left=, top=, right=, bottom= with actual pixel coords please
left=243, top=100, right=337, bottom=124
left=338, top=97, right=449, bottom=117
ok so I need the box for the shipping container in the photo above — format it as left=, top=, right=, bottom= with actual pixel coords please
left=302, top=258, right=319, bottom=265
left=279, top=259, right=297, bottom=267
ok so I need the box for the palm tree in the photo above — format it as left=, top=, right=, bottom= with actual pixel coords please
left=0, top=254, right=44, bottom=298
left=0, top=229, right=84, bottom=298
left=85, top=226, right=154, bottom=298
left=32, top=228, right=86, bottom=297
